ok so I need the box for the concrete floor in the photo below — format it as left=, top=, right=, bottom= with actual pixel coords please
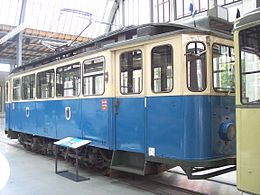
left=0, top=117, right=247, bottom=195
left=0, top=118, right=152, bottom=195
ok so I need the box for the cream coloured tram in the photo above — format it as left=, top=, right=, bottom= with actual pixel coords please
left=234, top=8, right=260, bottom=194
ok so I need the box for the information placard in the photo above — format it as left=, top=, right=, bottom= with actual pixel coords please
left=54, top=137, right=92, bottom=182
left=54, top=137, right=91, bottom=149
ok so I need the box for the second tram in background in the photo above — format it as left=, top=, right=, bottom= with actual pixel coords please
left=5, top=20, right=236, bottom=179
left=234, top=8, right=260, bottom=194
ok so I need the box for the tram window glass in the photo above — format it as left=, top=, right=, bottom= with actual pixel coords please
left=239, top=25, right=260, bottom=104
left=120, top=50, right=143, bottom=94
left=0, top=86, right=2, bottom=112
left=5, top=82, right=8, bottom=102
left=213, top=44, right=235, bottom=93
left=22, top=74, right=35, bottom=100
left=151, top=45, right=173, bottom=93
left=56, top=63, right=80, bottom=97
left=37, top=69, right=55, bottom=99
left=13, top=78, right=21, bottom=100
left=186, top=42, right=206, bottom=91
left=83, top=57, right=105, bottom=96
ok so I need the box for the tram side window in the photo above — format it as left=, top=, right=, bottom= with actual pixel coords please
left=83, top=57, right=104, bottom=96
left=5, top=82, right=8, bottom=102
left=151, top=45, right=173, bottom=93
left=22, top=74, right=35, bottom=100
left=37, top=70, right=55, bottom=99
left=240, top=25, right=260, bottom=104
left=56, top=63, right=80, bottom=97
left=120, top=50, right=142, bottom=94
left=13, top=78, right=21, bottom=101
left=213, top=44, right=235, bottom=93
left=186, top=42, right=207, bottom=92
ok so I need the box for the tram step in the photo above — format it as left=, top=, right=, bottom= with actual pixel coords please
left=110, top=165, right=144, bottom=175
left=111, top=150, right=145, bottom=175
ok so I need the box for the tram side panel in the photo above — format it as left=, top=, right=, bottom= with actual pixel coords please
left=36, top=101, right=57, bottom=138
left=183, top=95, right=235, bottom=159
left=81, top=98, right=112, bottom=149
left=114, top=97, right=145, bottom=153
left=55, top=99, right=81, bottom=139
left=20, top=101, right=37, bottom=135
left=210, top=95, right=236, bottom=156
left=182, top=95, right=213, bottom=159
left=146, top=95, right=235, bottom=161
left=5, top=103, right=10, bottom=131
left=146, top=96, right=184, bottom=158
left=9, top=102, right=23, bottom=133
left=236, top=108, right=260, bottom=194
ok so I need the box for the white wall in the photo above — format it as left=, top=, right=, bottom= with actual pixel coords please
left=242, top=0, right=257, bottom=14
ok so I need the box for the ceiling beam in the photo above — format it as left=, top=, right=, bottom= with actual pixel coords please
left=105, top=0, right=120, bottom=33
left=0, top=40, right=15, bottom=52
left=0, top=24, right=25, bottom=45
left=0, top=58, right=16, bottom=64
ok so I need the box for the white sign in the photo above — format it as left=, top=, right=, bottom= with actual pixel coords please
left=0, top=23, right=25, bottom=45
left=148, top=147, right=155, bottom=156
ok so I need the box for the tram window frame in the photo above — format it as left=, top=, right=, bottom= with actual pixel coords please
left=186, top=41, right=207, bottom=92
left=56, top=63, right=81, bottom=98
left=13, top=78, right=21, bottom=101
left=37, top=69, right=55, bottom=99
left=83, top=56, right=105, bottom=96
left=22, top=74, right=35, bottom=100
left=239, top=25, right=260, bottom=104
left=212, top=43, right=235, bottom=93
left=151, top=45, right=173, bottom=93
left=120, top=50, right=143, bottom=95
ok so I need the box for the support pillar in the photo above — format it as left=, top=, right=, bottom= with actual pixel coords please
left=16, top=0, right=27, bottom=67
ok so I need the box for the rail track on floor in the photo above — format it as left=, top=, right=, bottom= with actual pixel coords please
left=0, top=136, right=237, bottom=195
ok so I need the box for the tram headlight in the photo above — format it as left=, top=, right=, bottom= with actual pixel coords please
left=219, top=122, right=236, bottom=141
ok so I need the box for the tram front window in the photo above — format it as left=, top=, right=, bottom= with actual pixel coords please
left=186, top=42, right=207, bottom=92
left=213, top=44, right=235, bottom=93
left=240, top=25, right=260, bottom=104
left=151, top=45, right=173, bottom=93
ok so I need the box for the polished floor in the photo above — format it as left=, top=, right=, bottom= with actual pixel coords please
left=0, top=117, right=247, bottom=195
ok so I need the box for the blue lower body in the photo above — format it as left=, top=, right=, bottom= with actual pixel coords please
left=8, top=98, right=113, bottom=149
left=6, top=95, right=236, bottom=161
left=146, top=95, right=235, bottom=160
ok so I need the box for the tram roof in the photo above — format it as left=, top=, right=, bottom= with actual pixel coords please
left=234, top=8, right=260, bottom=31
left=11, top=22, right=232, bottom=74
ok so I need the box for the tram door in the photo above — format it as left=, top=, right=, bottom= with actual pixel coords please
left=114, top=49, right=145, bottom=153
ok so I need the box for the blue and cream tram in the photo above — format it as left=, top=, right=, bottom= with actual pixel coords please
left=5, top=23, right=236, bottom=179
